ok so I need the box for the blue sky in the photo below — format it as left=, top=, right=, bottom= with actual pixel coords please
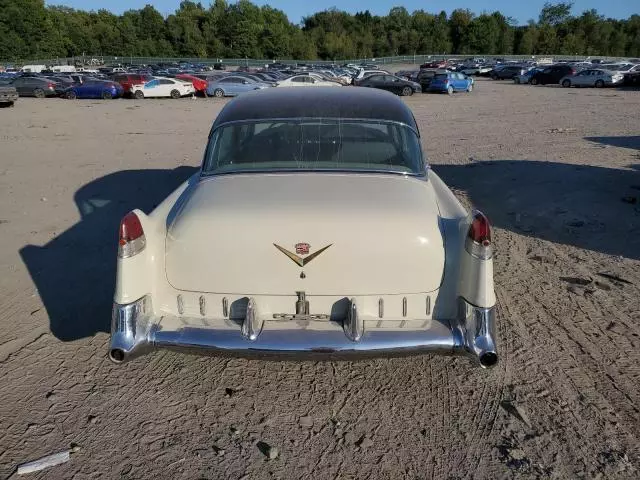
left=45, top=0, right=638, bottom=25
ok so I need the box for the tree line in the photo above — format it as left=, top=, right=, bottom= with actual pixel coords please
left=1, top=0, right=639, bottom=62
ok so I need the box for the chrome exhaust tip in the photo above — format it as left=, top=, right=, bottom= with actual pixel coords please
left=109, top=296, right=154, bottom=365
left=479, top=351, right=498, bottom=369
left=109, top=348, right=126, bottom=364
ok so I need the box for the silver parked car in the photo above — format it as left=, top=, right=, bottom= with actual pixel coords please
left=560, top=69, right=623, bottom=88
left=206, top=75, right=271, bottom=97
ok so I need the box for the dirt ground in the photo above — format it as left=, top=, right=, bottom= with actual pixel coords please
left=0, top=79, right=639, bottom=479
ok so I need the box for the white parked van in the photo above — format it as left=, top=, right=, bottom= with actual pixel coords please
left=52, top=65, right=77, bottom=73
left=21, top=65, right=47, bottom=73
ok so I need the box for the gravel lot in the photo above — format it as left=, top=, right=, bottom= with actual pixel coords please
left=1, top=79, right=639, bottom=479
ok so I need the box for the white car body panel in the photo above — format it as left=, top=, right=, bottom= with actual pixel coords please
left=165, top=173, right=445, bottom=296
left=114, top=169, right=495, bottom=313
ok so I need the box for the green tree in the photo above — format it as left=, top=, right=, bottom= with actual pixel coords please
left=1, top=0, right=639, bottom=62
left=0, top=0, right=52, bottom=58
left=539, top=2, right=573, bottom=26
left=166, top=1, right=206, bottom=56
left=449, top=9, right=474, bottom=54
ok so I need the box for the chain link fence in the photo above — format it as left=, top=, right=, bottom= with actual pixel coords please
left=3, top=53, right=625, bottom=68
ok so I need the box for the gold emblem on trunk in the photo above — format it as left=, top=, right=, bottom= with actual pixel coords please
left=273, top=244, right=332, bottom=267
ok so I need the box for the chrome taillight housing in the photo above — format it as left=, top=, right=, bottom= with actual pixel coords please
left=465, top=210, right=493, bottom=260
left=118, top=211, right=146, bottom=258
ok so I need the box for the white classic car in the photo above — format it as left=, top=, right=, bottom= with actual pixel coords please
left=276, top=74, right=342, bottom=87
left=130, top=77, right=196, bottom=99
left=110, top=88, right=498, bottom=368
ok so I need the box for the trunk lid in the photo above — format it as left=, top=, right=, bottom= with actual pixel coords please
left=165, top=173, right=445, bottom=296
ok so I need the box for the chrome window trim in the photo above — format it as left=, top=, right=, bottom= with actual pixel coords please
left=210, top=117, right=420, bottom=137
left=201, top=168, right=428, bottom=179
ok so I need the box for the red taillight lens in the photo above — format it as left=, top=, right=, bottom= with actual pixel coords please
left=469, top=211, right=491, bottom=245
left=443, top=79, right=449, bottom=84
left=118, top=212, right=146, bottom=258
left=48, top=83, right=55, bottom=88
left=466, top=211, right=493, bottom=259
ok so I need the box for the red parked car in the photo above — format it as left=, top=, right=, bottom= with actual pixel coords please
left=175, top=74, right=208, bottom=95
left=421, top=60, right=449, bottom=69
left=112, top=74, right=152, bottom=96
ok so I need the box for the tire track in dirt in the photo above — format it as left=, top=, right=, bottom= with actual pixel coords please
left=491, top=232, right=639, bottom=478
left=2, top=86, right=640, bottom=479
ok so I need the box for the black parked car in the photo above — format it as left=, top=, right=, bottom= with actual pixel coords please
left=623, top=72, right=640, bottom=86
left=356, top=74, right=421, bottom=96
left=490, top=65, right=526, bottom=80
left=2, top=76, right=59, bottom=97
left=530, top=65, right=577, bottom=85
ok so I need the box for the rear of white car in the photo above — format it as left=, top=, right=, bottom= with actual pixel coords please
left=109, top=88, right=498, bottom=369
left=111, top=175, right=497, bottom=368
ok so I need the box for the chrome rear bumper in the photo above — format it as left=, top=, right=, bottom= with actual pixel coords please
left=109, top=296, right=498, bottom=368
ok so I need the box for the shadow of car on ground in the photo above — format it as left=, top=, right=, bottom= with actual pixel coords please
left=20, top=166, right=198, bottom=342
left=20, top=136, right=640, bottom=343
left=584, top=136, right=640, bottom=151
left=433, top=156, right=640, bottom=261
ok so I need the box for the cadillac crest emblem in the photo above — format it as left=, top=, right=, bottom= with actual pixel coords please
left=295, top=243, right=310, bottom=255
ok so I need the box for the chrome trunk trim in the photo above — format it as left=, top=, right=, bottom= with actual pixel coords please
left=199, top=296, right=206, bottom=316
left=295, top=291, right=309, bottom=315
left=222, top=297, right=229, bottom=318
left=272, top=313, right=330, bottom=321
left=343, top=298, right=363, bottom=342
left=177, top=294, right=184, bottom=315
left=240, top=297, right=263, bottom=341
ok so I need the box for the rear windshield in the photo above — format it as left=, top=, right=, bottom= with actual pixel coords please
left=202, top=119, right=425, bottom=175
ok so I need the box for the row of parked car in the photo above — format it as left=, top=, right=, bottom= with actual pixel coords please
left=512, top=64, right=632, bottom=88
left=4, top=58, right=636, bottom=107
left=394, top=58, right=640, bottom=92
left=0, top=62, right=478, bottom=103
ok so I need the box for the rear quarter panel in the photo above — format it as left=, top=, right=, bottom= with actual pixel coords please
left=114, top=173, right=200, bottom=305
left=429, top=170, right=496, bottom=314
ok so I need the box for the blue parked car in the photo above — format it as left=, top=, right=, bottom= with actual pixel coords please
left=428, top=72, right=473, bottom=94
left=206, top=75, right=271, bottom=97
left=64, top=80, right=124, bottom=99
left=513, top=67, right=543, bottom=84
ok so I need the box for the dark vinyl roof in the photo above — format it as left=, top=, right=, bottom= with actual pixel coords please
left=211, top=87, right=418, bottom=132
